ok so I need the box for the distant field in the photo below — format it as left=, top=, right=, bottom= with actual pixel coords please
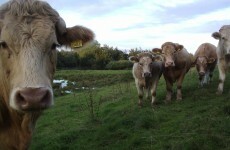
left=30, top=68, right=230, bottom=150
left=54, top=69, right=133, bottom=88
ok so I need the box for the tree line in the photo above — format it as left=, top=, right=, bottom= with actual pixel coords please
left=57, top=41, right=145, bottom=70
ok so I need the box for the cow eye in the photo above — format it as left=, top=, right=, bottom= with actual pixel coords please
left=51, top=43, right=60, bottom=50
left=139, top=63, right=143, bottom=66
left=221, top=37, right=226, bottom=40
left=0, top=41, right=8, bottom=49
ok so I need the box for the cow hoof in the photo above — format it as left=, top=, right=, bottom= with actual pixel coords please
left=216, top=91, right=222, bottom=95
left=138, top=102, right=143, bottom=108
left=176, top=98, right=182, bottom=101
left=164, top=100, right=171, bottom=104
left=151, top=102, right=157, bottom=107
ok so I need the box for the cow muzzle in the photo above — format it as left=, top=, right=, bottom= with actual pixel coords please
left=12, top=87, right=53, bottom=111
left=199, top=71, right=205, bottom=76
left=143, top=72, right=152, bottom=78
left=165, top=61, right=175, bottom=67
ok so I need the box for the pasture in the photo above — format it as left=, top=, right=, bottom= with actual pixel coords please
left=30, top=69, right=230, bottom=150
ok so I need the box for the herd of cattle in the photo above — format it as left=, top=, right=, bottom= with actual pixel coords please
left=0, top=0, right=229, bottom=149
left=129, top=26, right=230, bottom=106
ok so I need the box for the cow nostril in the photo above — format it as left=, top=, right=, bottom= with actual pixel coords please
left=144, top=72, right=151, bottom=77
left=15, top=91, right=28, bottom=107
left=166, top=61, right=174, bottom=66
left=41, top=90, right=51, bottom=104
left=199, top=72, right=205, bottom=76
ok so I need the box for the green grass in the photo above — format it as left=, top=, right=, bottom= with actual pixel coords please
left=30, top=69, right=230, bottom=150
left=54, top=69, right=133, bottom=88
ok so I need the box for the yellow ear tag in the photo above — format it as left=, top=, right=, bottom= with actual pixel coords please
left=71, top=40, right=83, bottom=48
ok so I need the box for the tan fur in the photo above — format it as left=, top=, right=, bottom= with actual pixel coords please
left=129, top=52, right=163, bottom=106
left=194, top=43, right=217, bottom=86
left=0, top=0, right=94, bottom=149
left=161, top=42, right=192, bottom=102
left=212, top=25, right=230, bottom=94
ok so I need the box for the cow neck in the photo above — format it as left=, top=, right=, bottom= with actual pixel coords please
left=0, top=96, right=41, bottom=149
left=144, top=77, right=151, bottom=88
left=0, top=97, right=11, bottom=128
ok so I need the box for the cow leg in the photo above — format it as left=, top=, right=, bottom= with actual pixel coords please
left=209, top=72, right=213, bottom=83
left=151, top=81, right=158, bottom=106
left=176, top=74, right=186, bottom=101
left=217, top=61, right=226, bottom=95
left=199, top=75, right=204, bottom=87
left=146, top=86, right=150, bottom=100
left=135, top=80, right=144, bottom=106
left=204, top=71, right=210, bottom=84
left=137, top=87, right=144, bottom=106
left=165, top=80, right=173, bottom=103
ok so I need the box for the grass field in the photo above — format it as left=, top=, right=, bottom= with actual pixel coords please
left=30, top=69, right=230, bottom=150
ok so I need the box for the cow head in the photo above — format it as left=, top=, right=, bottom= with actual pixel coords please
left=212, top=25, right=230, bottom=58
left=195, top=56, right=215, bottom=77
left=160, top=42, right=183, bottom=67
left=129, top=52, right=156, bottom=78
left=0, top=0, right=94, bottom=112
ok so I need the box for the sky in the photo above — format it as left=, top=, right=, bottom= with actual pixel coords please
left=0, top=0, right=230, bottom=54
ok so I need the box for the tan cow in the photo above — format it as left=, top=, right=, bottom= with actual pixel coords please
left=212, top=25, right=230, bottom=94
left=153, top=42, right=192, bottom=103
left=129, top=52, right=164, bottom=106
left=194, top=43, right=217, bottom=87
left=0, top=0, right=94, bottom=149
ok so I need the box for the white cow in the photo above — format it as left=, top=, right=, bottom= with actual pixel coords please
left=212, top=25, right=230, bottom=94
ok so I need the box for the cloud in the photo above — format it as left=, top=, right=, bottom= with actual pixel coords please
left=0, top=0, right=229, bottom=54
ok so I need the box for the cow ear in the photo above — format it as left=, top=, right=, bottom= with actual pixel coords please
left=175, top=43, right=183, bottom=51
left=212, top=32, right=220, bottom=40
left=208, top=58, right=215, bottom=63
left=57, top=25, right=95, bottom=48
left=129, top=56, right=139, bottom=62
left=152, top=48, right=162, bottom=54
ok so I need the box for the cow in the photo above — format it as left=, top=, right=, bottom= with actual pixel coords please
left=129, top=52, right=164, bottom=106
left=193, top=43, right=217, bottom=87
left=212, top=25, right=230, bottom=94
left=153, top=42, right=192, bottom=103
left=0, top=0, right=94, bottom=149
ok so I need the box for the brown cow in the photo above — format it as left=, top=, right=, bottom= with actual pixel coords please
left=0, top=0, right=94, bottom=149
left=194, top=43, right=217, bottom=87
left=212, top=25, right=230, bottom=94
left=153, top=42, right=192, bottom=103
left=129, top=52, right=164, bottom=106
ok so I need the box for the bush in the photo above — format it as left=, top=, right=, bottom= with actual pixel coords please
left=105, top=60, right=133, bottom=70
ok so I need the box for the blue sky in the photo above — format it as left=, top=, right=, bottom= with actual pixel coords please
left=1, top=0, right=230, bottom=53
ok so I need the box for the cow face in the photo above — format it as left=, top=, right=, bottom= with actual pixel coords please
left=212, top=25, right=230, bottom=56
left=129, top=53, right=155, bottom=78
left=0, top=16, right=58, bottom=112
left=161, top=42, right=183, bottom=67
left=0, top=1, right=94, bottom=112
left=195, top=57, right=213, bottom=75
